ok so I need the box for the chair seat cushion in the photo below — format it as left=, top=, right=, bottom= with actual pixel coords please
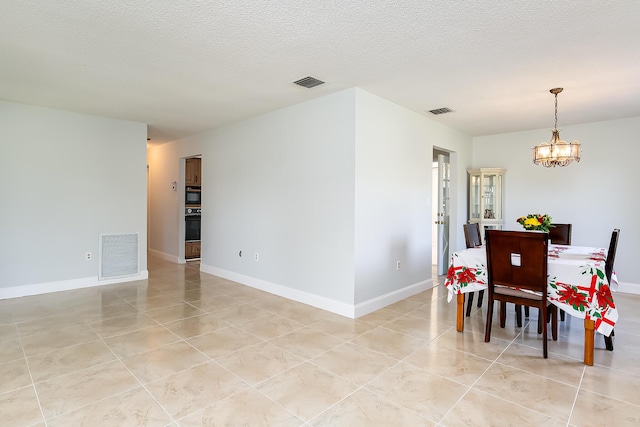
left=494, top=285, right=543, bottom=300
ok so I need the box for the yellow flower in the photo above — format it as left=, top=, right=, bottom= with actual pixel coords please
left=524, top=217, right=541, bottom=227
left=517, top=213, right=552, bottom=231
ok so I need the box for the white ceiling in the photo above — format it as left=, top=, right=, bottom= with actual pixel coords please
left=1, top=1, right=639, bottom=144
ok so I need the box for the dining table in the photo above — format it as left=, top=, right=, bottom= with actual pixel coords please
left=444, top=244, right=618, bottom=365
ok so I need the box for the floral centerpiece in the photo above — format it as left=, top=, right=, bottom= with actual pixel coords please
left=516, top=214, right=553, bottom=232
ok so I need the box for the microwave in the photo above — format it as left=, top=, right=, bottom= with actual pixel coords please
left=185, top=187, right=201, bottom=205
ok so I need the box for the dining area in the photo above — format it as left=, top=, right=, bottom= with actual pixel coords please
left=445, top=220, right=620, bottom=366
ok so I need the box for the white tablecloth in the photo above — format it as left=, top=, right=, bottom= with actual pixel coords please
left=444, top=245, right=618, bottom=335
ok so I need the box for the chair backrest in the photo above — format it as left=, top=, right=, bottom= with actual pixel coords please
left=549, top=223, right=572, bottom=245
left=485, top=230, right=549, bottom=294
left=605, top=229, right=620, bottom=282
left=463, top=223, right=482, bottom=248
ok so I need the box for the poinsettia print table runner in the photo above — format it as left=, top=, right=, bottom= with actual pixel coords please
left=445, top=245, right=618, bottom=336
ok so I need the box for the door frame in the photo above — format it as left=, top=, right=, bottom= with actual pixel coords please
left=432, top=147, right=457, bottom=277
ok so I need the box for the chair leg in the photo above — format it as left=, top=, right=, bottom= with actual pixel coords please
left=524, top=306, right=530, bottom=317
left=484, top=299, right=494, bottom=343
left=477, top=289, right=484, bottom=307
left=515, top=304, right=523, bottom=327
left=604, top=329, right=614, bottom=351
left=542, top=305, right=548, bottom=358
left=546, top=306, right=560, bottom=323
left=499, top=301, right=507, bottom=328
left=537, top=313, right=543, bottom=334
left=465, top=292, right=475, bottom=317
left=540, top=306, right=559, bottom=336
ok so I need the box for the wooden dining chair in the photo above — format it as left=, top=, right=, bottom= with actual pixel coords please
left=463, top=223, right=484, bottom=316
left=522, top=226, right=571, bottom=322
left=548, top=223, right=572, bottom=322
left=549, top=223, right=572, bottom=245
left=603, top=228, right=620, bottom=351
left=484, top=230, right=558, bottom=358
left=463, top=222, right=482, bottom=248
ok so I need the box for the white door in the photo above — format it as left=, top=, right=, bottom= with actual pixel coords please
left=436, top=154, right=450, bottom=275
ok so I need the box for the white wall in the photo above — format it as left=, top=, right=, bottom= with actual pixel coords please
left=353, top=89, right=472, bottom=304
left=0, top=100, right=148, bottom=297
left=206, top=89, right=357, bottom=305
left=473, top=117, right=640, bottom=288
left=148, top=88, right=474, bottom=315
left=150, top=90, right=356, bottom=306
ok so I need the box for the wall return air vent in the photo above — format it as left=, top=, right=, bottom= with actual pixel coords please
left=293, top=76, right=325, bottom=88
left=99, top=233, right=140, bottom=280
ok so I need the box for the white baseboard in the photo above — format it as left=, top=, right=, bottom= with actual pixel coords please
left=617, top=281, right=640, bottom=295
left=0, top=271, right=149, bottom=300
left=200, top=263, right=434, bottom=319
left=354, top=279, right=434, bottom=318
left=200, top=264, right=355, bottom=317
left=148, top=249, right=181, bottom=264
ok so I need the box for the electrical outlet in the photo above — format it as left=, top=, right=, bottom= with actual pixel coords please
left=396, top=260, right=401, bottom=270
left=254, top=252, right=259, bottom=261
left=85, top=252, right=92, bottom=261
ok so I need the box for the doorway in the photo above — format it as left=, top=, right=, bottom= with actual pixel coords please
left=432, top=149, right=451, bottom=278
left=180, top=155, right=202, bottom=263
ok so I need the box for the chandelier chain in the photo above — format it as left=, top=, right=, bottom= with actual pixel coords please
left=554, top=92, right=558, bottom=131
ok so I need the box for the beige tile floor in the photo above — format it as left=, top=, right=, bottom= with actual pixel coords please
left=1, top=256, right=639, bottom=426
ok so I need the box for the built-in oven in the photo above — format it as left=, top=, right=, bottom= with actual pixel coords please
left=185, top=208, right=201, bottom=241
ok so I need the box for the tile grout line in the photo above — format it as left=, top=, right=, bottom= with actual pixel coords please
left=174, top=314, right=313, bottom=424
left=95, top=320, right=179, bottom=426
left=15, top=321, right=48, bottom=427
left=31, top=311, right=179, bottom=425
left=566, top=365, right=587, bottom=427
left=302, top=319, right=456, bottom=425
left=435, top=313, right=556, bottom=424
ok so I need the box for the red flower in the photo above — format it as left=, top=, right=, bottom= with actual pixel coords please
left=446, top=266, right=456, bottom=281
left=457, top=268, right=476, bottom=284
left=556, top=285, right=588, bottom=311
left=596, top=284, right=616, bottom=309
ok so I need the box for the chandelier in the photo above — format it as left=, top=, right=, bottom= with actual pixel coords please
left=532, top=88, right=581, bottom=167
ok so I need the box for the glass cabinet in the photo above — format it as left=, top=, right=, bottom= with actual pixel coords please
left=468, top=168, right=506, bottom=236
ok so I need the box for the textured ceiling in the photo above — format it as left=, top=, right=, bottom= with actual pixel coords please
left=1, top=1, right=639, bottom=144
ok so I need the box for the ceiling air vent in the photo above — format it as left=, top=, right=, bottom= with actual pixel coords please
left=293, top=76, right=325, bottom=88
left=428, top=107, right=453, bottom=115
